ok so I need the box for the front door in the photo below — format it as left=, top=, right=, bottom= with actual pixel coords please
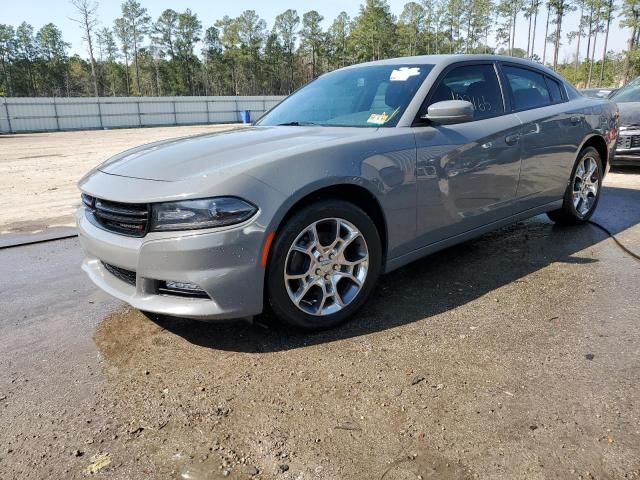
left=413, top=62, right=523, bottom=248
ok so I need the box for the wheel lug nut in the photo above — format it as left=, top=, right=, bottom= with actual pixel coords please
left=315, top=269, right=321, bottom=275
left=333, top=265, right=339, bottom=270
left=324, top=274, right=330, bottom=280
left=318, top=256, right=324, bottom=261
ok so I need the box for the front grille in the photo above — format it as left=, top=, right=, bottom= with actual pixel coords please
left=619, top=134, right=640, bottom=150
left=102, top=262, right=137, bottom=286
left=82, top=194, right=149, bottom=237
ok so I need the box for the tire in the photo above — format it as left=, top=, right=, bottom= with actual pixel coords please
left=547, top=146, right=603, bottom=224
left=266, top=200, right=382, bottom=331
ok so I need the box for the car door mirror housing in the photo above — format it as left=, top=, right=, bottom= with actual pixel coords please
left=422, top=100, right=475, bottom=125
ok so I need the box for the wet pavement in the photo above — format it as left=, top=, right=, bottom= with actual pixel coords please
left=0, top=170, right=639, bottom=479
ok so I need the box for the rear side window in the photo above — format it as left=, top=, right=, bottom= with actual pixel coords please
left=503, top=65, right=551, bottom=110
left=545, top=77, right=564, bottom=103
left=425, top=64, right=504, bottom=120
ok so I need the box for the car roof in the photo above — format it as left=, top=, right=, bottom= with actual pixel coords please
left=342, top=54, right=563, bottom=81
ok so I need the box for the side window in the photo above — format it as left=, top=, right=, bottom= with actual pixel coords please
left=545, top=76, right=564, bottom=103
left=425, top=64, right=504, bottom=120
left=503, top=65, right=551, bottom=110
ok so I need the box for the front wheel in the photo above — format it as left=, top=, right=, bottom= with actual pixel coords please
left=266, top=200, right=382, bottom=331
left=547, top=146, right=603, bottom=224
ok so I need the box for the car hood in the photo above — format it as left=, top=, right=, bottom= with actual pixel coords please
left=616, top=102, right=640, bottom=128
left=98, top=126, right=374, bottom=182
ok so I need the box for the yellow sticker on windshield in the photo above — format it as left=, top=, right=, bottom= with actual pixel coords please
left=367, top=112, right=389, bottom=125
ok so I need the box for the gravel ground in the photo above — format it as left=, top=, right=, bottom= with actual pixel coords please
left=0, top=169, right=639, bottom=480
left=0, top=125, right=241, bottom=234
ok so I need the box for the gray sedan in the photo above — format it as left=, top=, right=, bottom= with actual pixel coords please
left=610, top=76, right=640, bottom=166
left=78, top=55, right=618, bottom=330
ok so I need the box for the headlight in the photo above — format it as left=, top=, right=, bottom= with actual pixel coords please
left=150, top=197, right=257, bottom=232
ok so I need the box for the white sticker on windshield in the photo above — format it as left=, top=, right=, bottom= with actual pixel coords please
left=390, top=67, right=421, bottom=81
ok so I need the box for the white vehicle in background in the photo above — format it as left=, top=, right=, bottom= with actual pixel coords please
left=580, top=87, right=617, bottom=99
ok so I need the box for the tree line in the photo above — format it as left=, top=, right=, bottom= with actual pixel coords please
left=0, top=0, right=639, bottom=98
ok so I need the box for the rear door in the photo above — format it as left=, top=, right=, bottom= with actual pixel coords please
left=499, top=63, right=584, bottom=211
left=412, top=61, right=523, bottom=248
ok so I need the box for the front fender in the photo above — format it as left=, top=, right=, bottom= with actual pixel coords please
left=263, top=176, right=387, bottom=237
left=248, top=130, right=419, bottom=261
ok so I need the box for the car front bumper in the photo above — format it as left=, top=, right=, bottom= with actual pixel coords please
left=76, top=207, right=267, bottom=320
left=614, top=128, right=640, bottom=166
left=612, top=152, right=640, bottom=166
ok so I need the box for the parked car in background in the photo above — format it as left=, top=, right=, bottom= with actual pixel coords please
left=580, top=87, right=617, bottom=99
left=77, top=55, right=618, bottom=331
left=610, top=76, right=640, bottom=166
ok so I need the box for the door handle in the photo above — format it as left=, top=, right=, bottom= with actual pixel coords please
left=523, top=123, right=540, bottom=136
left=505, top=134, right=520, bottom=146
left=570, top=115, right=582, bottom=125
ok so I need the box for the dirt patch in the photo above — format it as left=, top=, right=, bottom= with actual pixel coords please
left=0, top=124, right=241, bottom=233
left=0, top=215, right=78, bottom=234
left=1, top=174, right=639, bottom=479
left=83, top=218, right=640, bottom=479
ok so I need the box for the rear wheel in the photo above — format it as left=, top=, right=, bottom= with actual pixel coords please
left=266, top=200, right=382, bottom=331
left=547, top=146, right=603, bottom=224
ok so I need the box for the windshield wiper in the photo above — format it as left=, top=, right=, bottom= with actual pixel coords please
left=276, top=121, right=323, bottom=126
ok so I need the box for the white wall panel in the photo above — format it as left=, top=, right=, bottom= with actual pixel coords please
left=0, top=96, right=285, bottom=133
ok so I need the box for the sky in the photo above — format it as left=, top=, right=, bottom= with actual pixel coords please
left=0, top=0, right=631, bottom=64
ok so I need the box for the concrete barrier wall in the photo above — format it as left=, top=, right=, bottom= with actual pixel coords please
left=0, top=96, right=286, bottom=133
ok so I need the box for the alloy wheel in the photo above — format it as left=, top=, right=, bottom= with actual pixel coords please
left=284, top=218, right=369, bottom=316
left=572, top=155, right=599, bottom=217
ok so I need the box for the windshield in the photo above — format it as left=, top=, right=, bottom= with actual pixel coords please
left=611, top=77, right=640, bottom=103
left=257, top=64, right=433, bottom=128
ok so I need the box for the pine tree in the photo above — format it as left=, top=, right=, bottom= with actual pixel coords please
left=300, top=10, right=325, bottom=79
left=119, top=0, right=151, bottom=95
left=621, top=0, right=640, bottom=83
left=349, top=0, right=397, bottom=61
left=0, top=24, right=16, bottom=96
left=70, top=0, right=100, bottom=97
left=273, top=9, right=300, bottom=93
left=398, top=2, right=425, bottom=56
left=327, top=12, right=351, bottom=69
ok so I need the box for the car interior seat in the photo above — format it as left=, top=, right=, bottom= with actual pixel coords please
left=514, top=88, right=549, bottom=110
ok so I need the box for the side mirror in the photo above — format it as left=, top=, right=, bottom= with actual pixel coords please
left=422, top=100, right=475, bottom=125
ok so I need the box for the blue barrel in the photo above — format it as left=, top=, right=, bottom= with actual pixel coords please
left=240, top=110, right=251, bottom=124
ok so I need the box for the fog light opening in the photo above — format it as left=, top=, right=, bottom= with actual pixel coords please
left=158, top=280, right=210, bottom=299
